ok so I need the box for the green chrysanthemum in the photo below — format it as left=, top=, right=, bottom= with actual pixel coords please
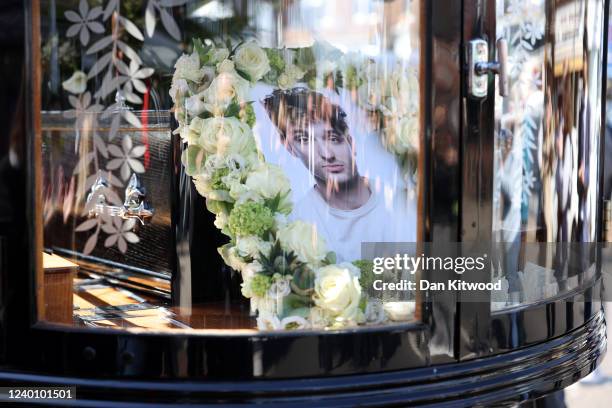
left=240, top=104, right=256, bottom=128
left=228, top=201, right=274, bottom=237
left=353, top=260, right=375, bottom=291
left=265, top=49, right=286, bottom=72
left=250, top=274, right=272, bottom=297
left=210, top=167, right=230, bottom=190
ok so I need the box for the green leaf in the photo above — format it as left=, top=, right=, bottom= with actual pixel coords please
left=193, top=38, right=211, bottom=65
left=224, top=102, right=241, bottom=118
left=235, top=68, right=252, bottom=82
left=324, top=251, right=337, bottom=265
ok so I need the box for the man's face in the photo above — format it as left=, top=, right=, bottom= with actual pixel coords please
left=284, top=118, right=357, bottom=186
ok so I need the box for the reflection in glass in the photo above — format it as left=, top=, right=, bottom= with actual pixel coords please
left=492, top=0, right=605, bottom=310
left=37, top=0, right=422, bottom=331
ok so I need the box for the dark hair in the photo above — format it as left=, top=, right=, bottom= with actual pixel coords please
left=262, top=88, right=349, bottom=141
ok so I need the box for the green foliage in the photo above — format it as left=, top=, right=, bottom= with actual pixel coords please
left=353, top=260, right=375, bottom=291
left=193, top=38, right=212, bottom=65
left=265, top=48, right=286, bottom=72
left=263, top=191, right=291, bottom=215
left=258, top=241, right=306, bottom=279
left=250, top=274, right=272, bottom=297
left=228, top=201, right=274, bottom=237
left=240, top=103, right=256, bottom=128
left=224, top=102, right=241, bottom=118
left=210, top=167, right=230, bottom=191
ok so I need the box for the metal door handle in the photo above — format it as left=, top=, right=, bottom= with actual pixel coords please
left=468, top=38, right=509, bottom=98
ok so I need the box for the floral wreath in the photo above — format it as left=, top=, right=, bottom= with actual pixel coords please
left=170, top=39, right=419, bottom=330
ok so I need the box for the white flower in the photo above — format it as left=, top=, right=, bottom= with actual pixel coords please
left=185, top=92, right=207, bottom=116
left=383, top=115, right=419, bottom=155
left=169, top=78, right=189, bottom=104
left=236, top=236, right=272, bottom=260
left=280, top=316, right=309, bottom=330
left=173, top=52, right=206, bottom=83
left=277, top=73, right=296, bottom=90
left=203, top=71, right=250, bottom=115
left=233, top=41, right=271, bottom=82
left=217, top=59, right=235, bottom=73
left=62, top=70, right=87, bottom=94
left=245, top=163, right=291, bottom=201
left=241, top=261, right=263, bottom=281
left=197, top=116, right=256, bottom=157
left=222, top=245, right=247, bottom=272
left=211, top=47, right=230, bottom=64
left=257, top=312, right=282, bottom=330
left=313, top=263, right=362, bottom=322
left=65, top=0, right=103, bottom=46
left=107, top=135, right=146, bottom=181
left=285, top=64, right=305, bottom=81
left=309, top=307, right=329, bottom=328
left=268, top=275, right=291, bottom=298
left=364, top=299, right=385, bottom=324
left=179, top=117, right=204, bottom=144
left=277, top=221, right=327, bottom=265
left=213, top=211, right=229, bottom=230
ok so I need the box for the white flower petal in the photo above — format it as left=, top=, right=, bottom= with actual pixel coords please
left=128, top=159, right=145, bottom=174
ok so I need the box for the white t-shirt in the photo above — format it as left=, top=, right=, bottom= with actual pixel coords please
left=291, top=186, right=417, bottom=263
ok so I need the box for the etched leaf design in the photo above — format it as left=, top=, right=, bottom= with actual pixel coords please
left=87, top=36, right=113, bottom=54
left=83, top=232, right=99, bottom=255
left=93, top=133, right=108, bottom=158
left=73, top=152, right=95, bottom=175
left=103, top=0, right=119, bottom=21
left=76, top=218, right=99, bottom=232
left=117, top=41, right=142, bottom=64
left=159, top=7, right=181, bottom=41
left=145, top=1, right=157, bottom=37
left=159, top=0, right=188, bottom=6
left=109, top=114, right=121, bottom=140
left=87, top=52, right=112, bottom=78
left=123, top=110, right=142, bottom=128
left=120, top=16, right=144, bottom=41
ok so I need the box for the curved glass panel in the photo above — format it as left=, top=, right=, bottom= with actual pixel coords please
left=492, top=0, right=605, bottom=310
left=35, top=0, right=422, bottom=331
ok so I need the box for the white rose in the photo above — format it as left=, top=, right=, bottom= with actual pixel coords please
left=277, top=221, right=327, bottom=265
left=169, top=78, right=189, bottom=103
left=386, top=67, right=419, bottom=116
left=256, top=312, right=282, bottom=330
left=217, top=59, right=235, bottom=73
left=241, top=261, right=263, bottom=281
left=313, top=263, right=362, bottom=321
left=277, top=73, right=296, bottom=90
left=233, top=41, right=271, bottom=82
left=236, top=236, right=272, bottom=260
left=198, top=116, right=256, bottom=157
left=280, top=315, right=309, bottom=330
left=196, top=66, right=216, bottom=92
left=174, top=52, right=206, bottom=83
left=285, top=64, right=305, bottom=81
left=212, top=47, right=230, bottom=64
left=62, top=70, right=87, bottom=94
left=245, top=163, right=291, bottom=200
left=221, top=245, right=247, bottom=272
left=203, top=71, right=250, bottom=116
left=213, top=211, right=229, bottom=230
left=397, top=115, right=419, bottom=153
left=185, top=92, right=207, bottom=116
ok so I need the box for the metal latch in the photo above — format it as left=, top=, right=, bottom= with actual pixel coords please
left=468, top=38, right=509, bottom=98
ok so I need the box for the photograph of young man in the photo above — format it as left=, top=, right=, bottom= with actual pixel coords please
left=263, top=88, right=416, bottom=262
